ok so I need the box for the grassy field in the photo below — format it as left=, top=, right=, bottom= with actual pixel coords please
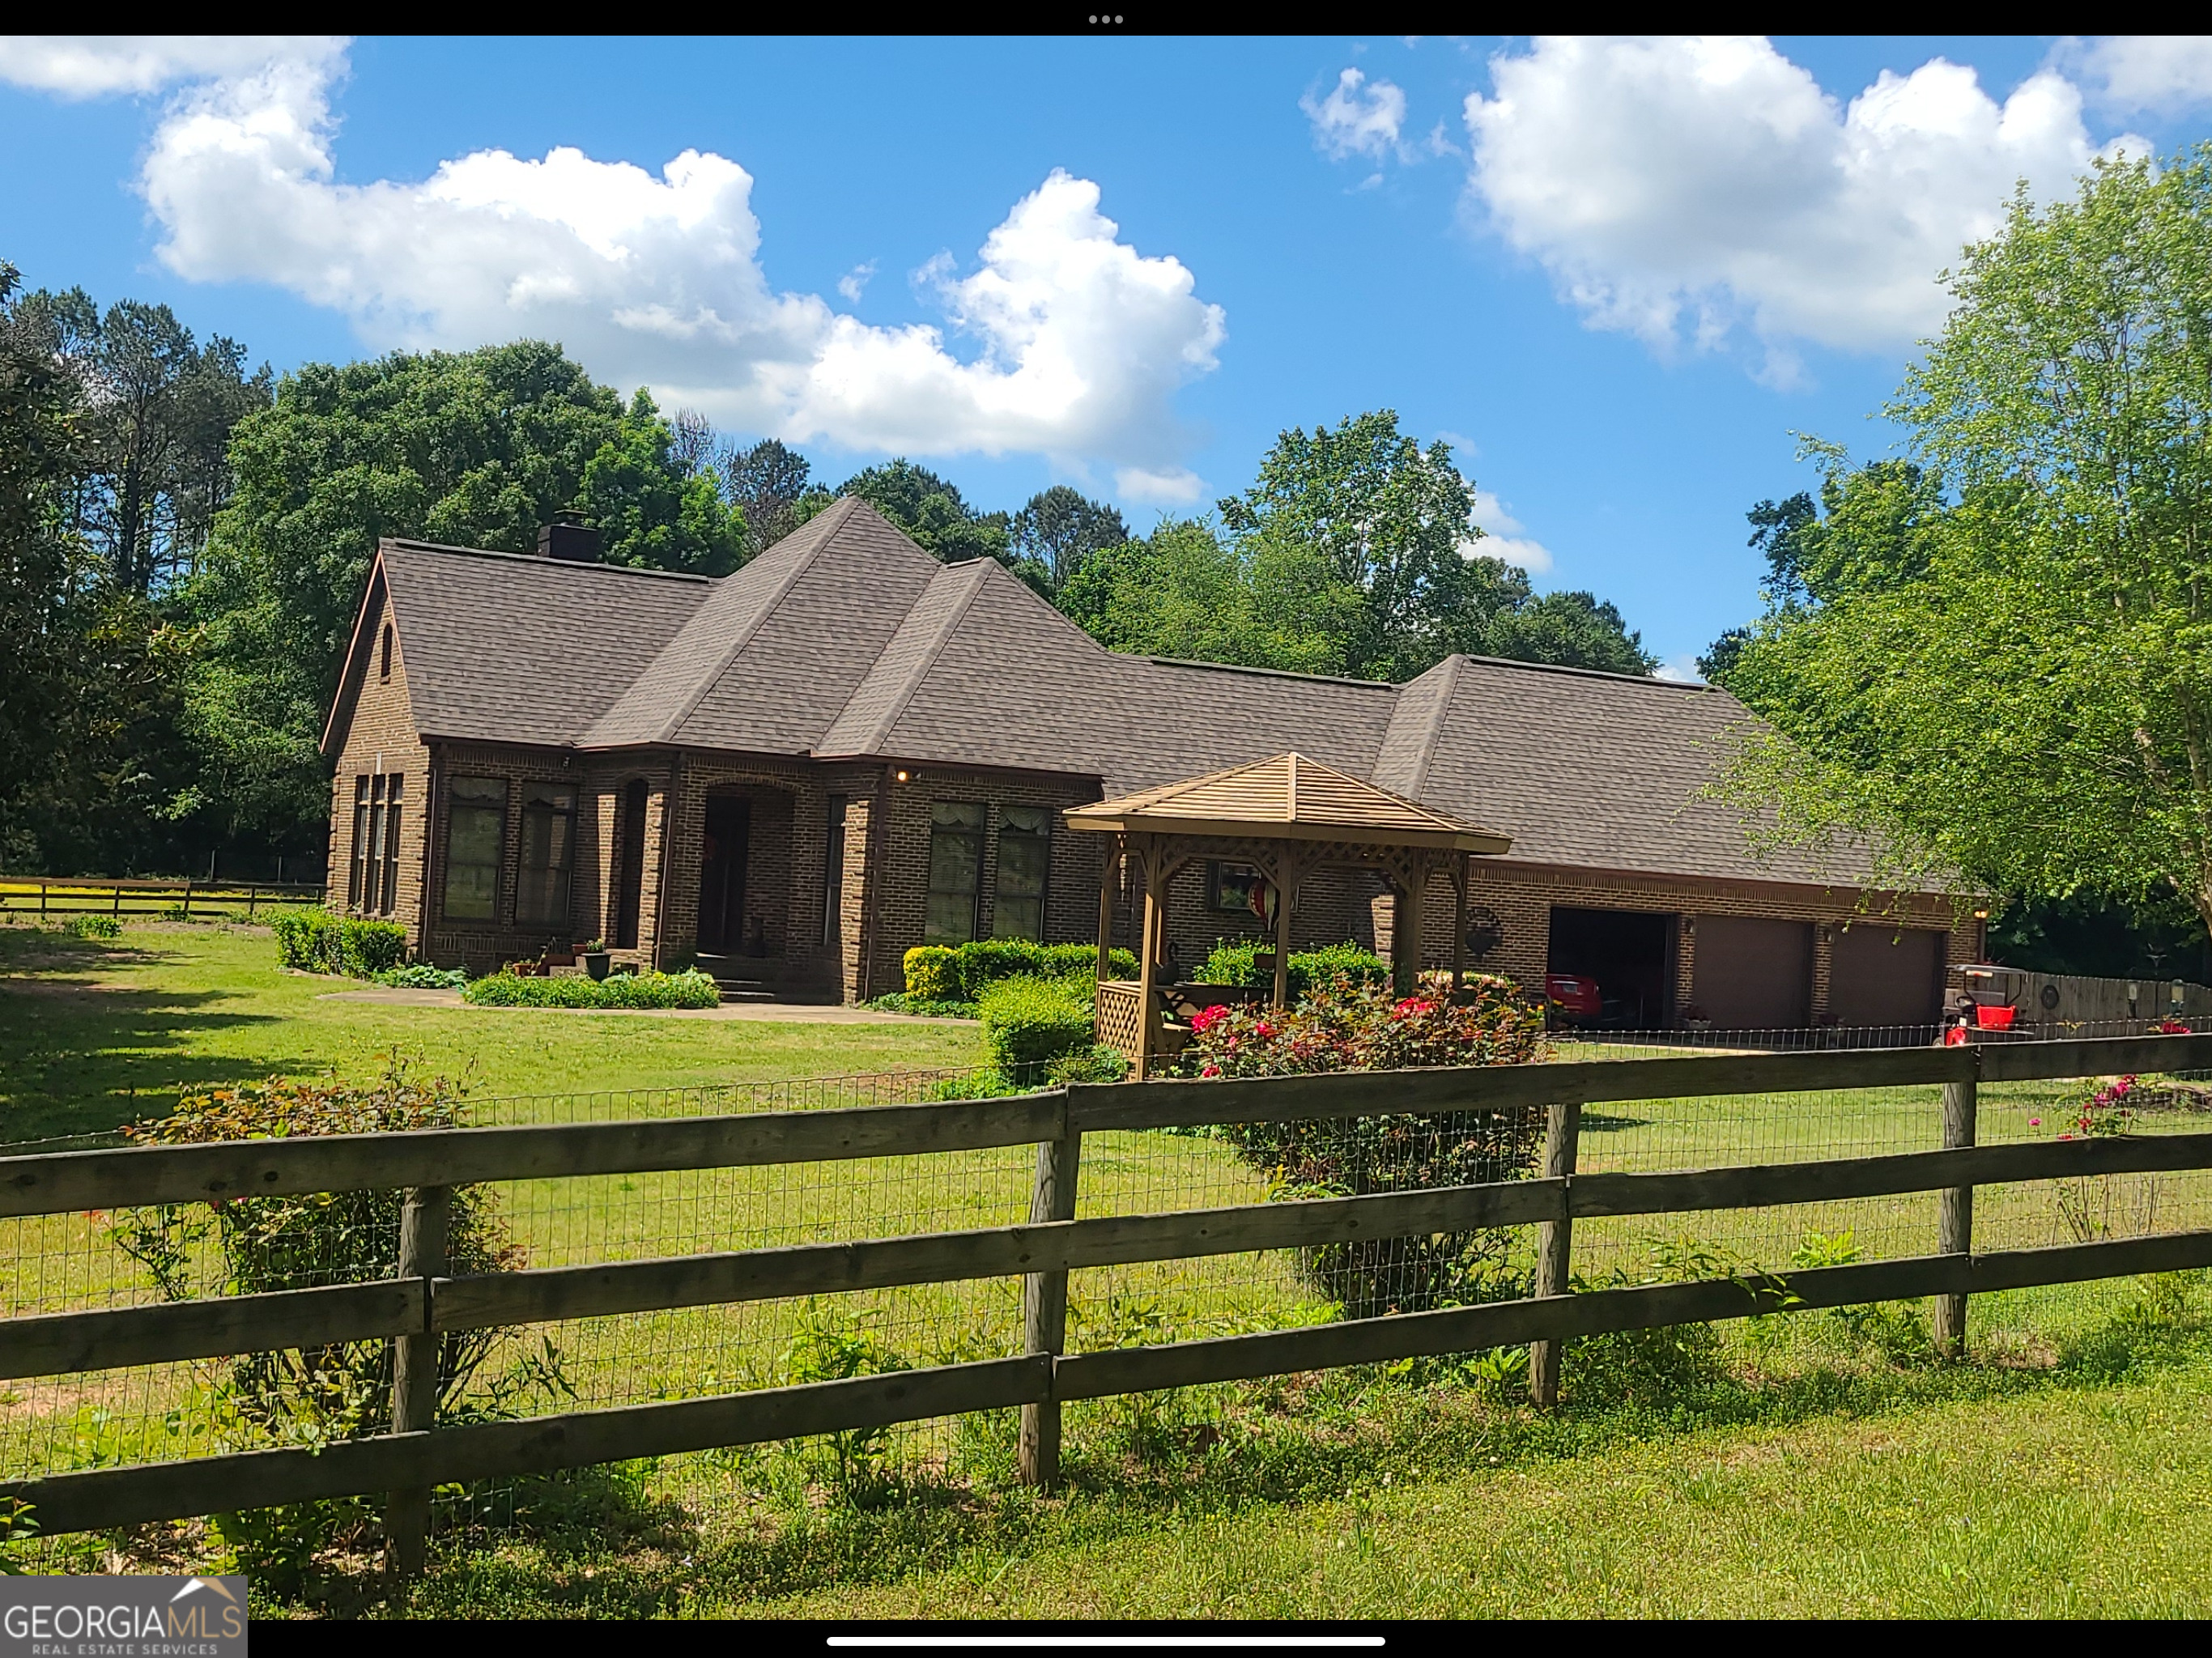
left=6, top=918, right=2212, bottom=1617
left=0, top=919, right=985, bottom=1143
left=388, top=1306, right=2212, bottom=1619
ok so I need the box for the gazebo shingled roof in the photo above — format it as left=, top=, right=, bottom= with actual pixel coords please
left=1064, top=753, right=1518, bottom=1075
left=1062, top=752, right=1512, bottom=854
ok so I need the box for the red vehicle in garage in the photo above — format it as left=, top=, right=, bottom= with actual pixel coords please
left=1545, top=972, right=1603, bottom=1024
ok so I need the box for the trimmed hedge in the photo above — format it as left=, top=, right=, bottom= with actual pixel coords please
left=904, top=940, right=1140, bottom=1002
left=462, top=968, right=722, bottom=1010
left=1197, top=938, right=1390, bottom=1000
left=977, top=976, right=1095, bottom=1074
left=272, top=908, right=408, bottom=977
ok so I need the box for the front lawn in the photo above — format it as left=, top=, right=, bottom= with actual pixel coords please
left=0, top=920, right=984, bottom=1143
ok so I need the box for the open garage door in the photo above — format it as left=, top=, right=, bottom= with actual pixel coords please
left=1828, top=925, right=1943, bottom=1029
left=1547, top=907, right=1673, bottom=1027
left=1691, top=916, right=1810, bottom=1029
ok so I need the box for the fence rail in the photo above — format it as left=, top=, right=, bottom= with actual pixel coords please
left=0, top=877, right=325, bottom=920
left=3, top=1033, right=2209, bottom=1564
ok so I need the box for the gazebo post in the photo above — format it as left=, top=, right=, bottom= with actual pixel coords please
left=1134, top=844, right=1167, bottom=1080
left=1393, top=863, right=1424, bottom=998
left=1270, top=848, right=1299, bottom=1010
left=1452, top=852, right=1469, bottom=997
left=1095, top=835, right=1118, bottom=980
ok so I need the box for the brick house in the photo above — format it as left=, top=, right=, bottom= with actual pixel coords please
left=321, top=498, right=1976, bottom=1026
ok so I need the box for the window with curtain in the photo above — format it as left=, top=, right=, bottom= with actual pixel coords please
left=349, top=776, right=370, bottom=909
left=444, top=776, right=507, bottom=922
left=991, top=805, right=1050, bottom=941
left=925, top=801, right=984, bottom=945
left=517, top=782, right=579, bottom=927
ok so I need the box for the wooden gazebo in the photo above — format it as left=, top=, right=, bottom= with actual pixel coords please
left=1063, top=752, right=1513, bottom=1076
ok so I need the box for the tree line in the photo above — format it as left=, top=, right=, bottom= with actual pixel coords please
left=0, top=274, right=1655, bottom=880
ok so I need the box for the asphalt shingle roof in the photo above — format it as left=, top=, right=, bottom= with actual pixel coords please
left=348, top=500, right=1889, bottom=891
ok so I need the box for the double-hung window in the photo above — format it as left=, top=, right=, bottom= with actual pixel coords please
left=924, top=801, right=985, bottom=945
left=517, top=782, right=578, bottom=928
left=444, top=776, right=506, bottom=922
left=351, top=775, right=405, bottom=915
left=991, top=806, right=1050, bottom=941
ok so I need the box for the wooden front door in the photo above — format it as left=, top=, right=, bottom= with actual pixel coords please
left=696, top=795, right=751, bottom=952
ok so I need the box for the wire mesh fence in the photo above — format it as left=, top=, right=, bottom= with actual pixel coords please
left=6, top=1034, right=2210, bottom=1568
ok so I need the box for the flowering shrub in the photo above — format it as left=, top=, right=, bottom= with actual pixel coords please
left=107, top=1057, right=527, bottom=1441
left=2048, top=1074, right=2142, bottom=1243
left=1186, top=972, right=1550, bottom=1316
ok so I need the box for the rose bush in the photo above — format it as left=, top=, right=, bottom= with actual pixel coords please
left=1184, top=972, right=1550, bottom=1316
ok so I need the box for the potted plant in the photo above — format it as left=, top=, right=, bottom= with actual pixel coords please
left=580, top=937, right=611, bottom=981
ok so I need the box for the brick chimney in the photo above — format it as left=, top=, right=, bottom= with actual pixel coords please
left=538, top=511, right=601, bottom=563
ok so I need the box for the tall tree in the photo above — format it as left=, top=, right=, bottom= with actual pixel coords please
left=10, top=286, right=270, bottom=596
left=721, top=436, right=814, bottom=555
left=1010, top=484, right=1128, bottom=590
left=185, top=342, right=742, bottom=855
left=1484, top=589, right=1657, bottom=677
left=1721, top=151, right=2212, bottom=927
left=834, top=459, right=1010, bottom=565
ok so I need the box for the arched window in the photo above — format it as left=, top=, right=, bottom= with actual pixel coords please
left=379, top=623, right=393, bottom=682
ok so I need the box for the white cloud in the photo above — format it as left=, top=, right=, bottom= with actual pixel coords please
left=0, top=35, right=342, bottom=98
left=2060, top=35, right=2212, bottom=113
left=1303, top=67, right=1407, bottom=161
left=1469, top=487, right=1553, bottom=574
left=836, top=261, right=877, bottom=303
left=1654, top=653, right=1704, bottom=683
left=31, top=37, right=1224, bottom=491
left=1463, top=36, right=2149, bottom=367
left=1113, top=466, right=1206, bottom=506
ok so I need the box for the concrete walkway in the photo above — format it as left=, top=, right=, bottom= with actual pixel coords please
left=314, top=986, right=969, bottom=1025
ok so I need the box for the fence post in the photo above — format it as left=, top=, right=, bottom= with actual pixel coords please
left=181, top=880, right=191, bottom=920
left=1529, top=1094, right=1583, bottom=1408
left=1018, top=1127, right=1083, bottom=1490
left=1933, top=1056, right=1980, bottom=1358
left=385, top=1184, right=451, bottom=1580
left=110, top=885, right=120, bottom=918
left=246, top=885, right=257, bottom=920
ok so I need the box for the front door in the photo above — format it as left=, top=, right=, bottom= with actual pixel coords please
left=696, top=795, right=751, bottom=953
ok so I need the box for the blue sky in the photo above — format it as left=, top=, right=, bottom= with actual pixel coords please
left=5, top=35, right=2210, bottom=675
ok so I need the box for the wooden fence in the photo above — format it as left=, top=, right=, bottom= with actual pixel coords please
left=0, top=877, right=325, bottom=920
left=4, top=1034, right=2211, bottom=1575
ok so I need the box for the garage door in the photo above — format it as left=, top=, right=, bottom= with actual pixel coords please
left=1828, top=925, right=1943, bottom=1028
left=1692, top=916, right=1811, bottom=1029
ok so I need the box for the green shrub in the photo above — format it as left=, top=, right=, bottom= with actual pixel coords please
left=372, top=963, right=468, bottom=990
left=462, top=967, right=721, bottom=1010
left=270, top=906, right=339, bottom=971
left=904, top=946, right=959, bottom=1000
left=978, top=976, right=1095, bottom=1076
left=108, top=1058, right=530, bottom=1440
left=62, top=914, right=121, bottom=940
left=864, top=992, right=981, bottom=1018
left=1197, top=938, right=1390, bottom=997
left=1047, top=1043, right=1131, bottom=1085
left=338, top=917, right=407, bottom=976
left=947, top=939, right=1137, bottom=999
left=1189, top=974, right=1548, bottom=1318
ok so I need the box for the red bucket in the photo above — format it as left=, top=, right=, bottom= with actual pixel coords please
left=1974, top=1004, right=2016, bottom=1031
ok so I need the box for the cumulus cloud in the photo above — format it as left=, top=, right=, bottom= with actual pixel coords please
left=1303, top=67, right=1407, bottom=161
left=1653, top=653, right=1704, bottom=684
left=2061, top=35, right=2212, bottom=113
left=1464, top=36, right=2148, bottom=367
left=836, top=261, right=877, bottom=303
left=1469, top=487, right=1553, bottom=574
left=19, top=36, right=1225, bottom=486
left=0, top=35, right=342, bottom=97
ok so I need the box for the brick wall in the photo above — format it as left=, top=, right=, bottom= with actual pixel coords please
left=327, top=586, right=430, bottom=946
left=859, top=767, right=1108, bottom=997
left=416, top=740, right=598, bottom=973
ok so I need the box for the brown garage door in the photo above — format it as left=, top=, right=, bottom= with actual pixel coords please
left=1828, top=925, right=1943, bottom=1028
left=1692, top=916, right=1811, bottom=1029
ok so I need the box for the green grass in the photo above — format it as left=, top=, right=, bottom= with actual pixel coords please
left=0, top=919, right=985, bottom=1143
left=11, top=917, right=2212, bottom=1617
left=343, top=1288, right=2212, bottom=1619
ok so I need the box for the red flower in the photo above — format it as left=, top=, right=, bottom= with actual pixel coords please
left=1199, top=1064, right=1221, bottom=1078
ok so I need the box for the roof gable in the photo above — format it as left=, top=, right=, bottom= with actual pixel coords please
left=1066, top=751, right=1510, bottom=851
